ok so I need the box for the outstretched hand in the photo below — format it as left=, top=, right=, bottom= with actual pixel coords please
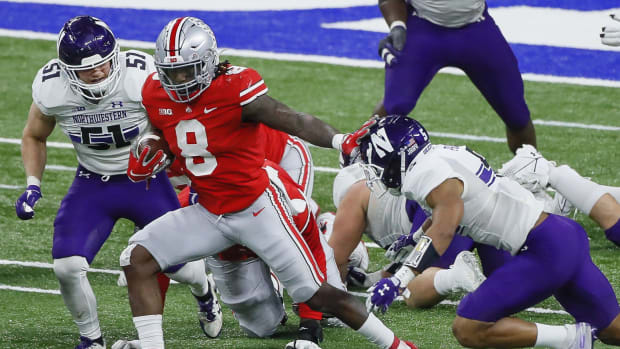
left=339, top=117, right=378, bottom=167
left=366, top=276, right=402, bottom=314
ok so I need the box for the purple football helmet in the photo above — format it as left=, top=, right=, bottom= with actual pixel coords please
left=57, top=16, right=121, bottom=100
left=359, top=115, right=431, bottom=194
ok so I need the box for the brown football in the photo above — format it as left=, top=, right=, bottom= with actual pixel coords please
left=134, top=128, right=173, bottom=163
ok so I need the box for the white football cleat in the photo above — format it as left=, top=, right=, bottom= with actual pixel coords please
left=546, top=191, right=576, bottom=217
left=567, top=322, right=592, bottom=349
left=196, top=275, right=223, bottom=338
left=111, top=339, right=141, bottom=349
left=450, top=251, right=486, bottom=293
left=498, top=144, right=555, bottom=193
left=284, top=339, right=322, bottom=349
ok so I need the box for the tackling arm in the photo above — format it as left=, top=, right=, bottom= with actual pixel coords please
left=394, top=179, right=464, bottom=283
left=241, top=94, right=339, bottom=148
left=327, top=182, right=371, bottom=280
left=423, top=178, right=464, bottom=255
left=21, top=102, right=55, bottom=184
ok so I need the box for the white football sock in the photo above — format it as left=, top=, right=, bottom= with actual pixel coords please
left=53, top=256, right=101, bottom=340
left=601, top=185, right=620, bottom=203
left=433, top=269, right=456, bottom=296
left=166, top=260, right=209, bottom=297
left=133, top=315, right=164, bottom=349
left=534, top=323, right=572, bottom=348
left=356, top=313, right=396, bottom=349
left=548, top=165, right=607, bottom=215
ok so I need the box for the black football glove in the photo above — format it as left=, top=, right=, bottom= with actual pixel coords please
left=378, top=24, right=407, bottom=66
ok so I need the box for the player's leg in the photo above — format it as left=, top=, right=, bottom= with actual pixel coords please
left=121, top=203, right=236, bottom=348
left=382, top=14, right=446, bottom=116
left=552, top=218, right=620, bottom=345
left=279, top=135, right=318, bottom=216
left=455, top=9, right=535, bottom=153
left=207, top=256, right=286, bottom=338
left=547, top=164, right=620, bottom=245
left=243, top=167, right=416, bottom=349
left=453, top=214, right=592, bottom=348
left=127, top=171, right=218, bottom=336
left=52, top=168, right=125, bottom=348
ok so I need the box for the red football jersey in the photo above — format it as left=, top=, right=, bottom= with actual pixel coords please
left=260, top=124, right=288, bottom=163
left=142, top=66, right=270, bottom=214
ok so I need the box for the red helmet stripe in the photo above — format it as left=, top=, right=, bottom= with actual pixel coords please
left=168, top=17, right=186, bottom=57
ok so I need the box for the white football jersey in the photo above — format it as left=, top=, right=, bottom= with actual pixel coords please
left=407, top=0, right=485, bottom=28
left=32, top=50, right=156, bottom=175
left=401, top=145, right=544, bottom=255
left=366, top=191, right=413, bottom=249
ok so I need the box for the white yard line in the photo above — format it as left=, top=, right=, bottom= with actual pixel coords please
left=0, top=258, right=570, bottom=315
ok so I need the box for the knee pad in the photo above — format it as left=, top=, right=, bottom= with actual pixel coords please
left=53, top=256, right=89, bottom=281
left=119, top=244, right=137, bottom=267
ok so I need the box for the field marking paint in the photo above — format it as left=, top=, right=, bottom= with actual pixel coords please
left=0, top=284, right=61, bottom=295
left=2, top=29, right=620, bottom=88
left=0, top=258, right=570, bottom=316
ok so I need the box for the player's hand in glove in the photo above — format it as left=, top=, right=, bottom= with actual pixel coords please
left=337, top=117, right=378, bottom=167
left=127, top=146, right=168, bottom=183
left=366, top=276, right=402, bottom=314
left=378, top=22, right=407, bottom=66
left=15, top=185, right=42, bottom=220
left=601, top=14, right=620, bottom=46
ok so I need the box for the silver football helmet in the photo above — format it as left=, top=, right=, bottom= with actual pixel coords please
left=154, top=17, right=220, bottom=103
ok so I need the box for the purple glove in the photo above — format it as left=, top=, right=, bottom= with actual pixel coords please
left=15, top=185, right=42, bottom=220
left=366, top=277, right=401, bottom=314
left=384, top=232, right=416, bottom=262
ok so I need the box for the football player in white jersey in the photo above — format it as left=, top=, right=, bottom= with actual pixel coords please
left=14, top=16, right=217, bottom=349
left=362, top=115, right=620, bottom=348
left=327, top=163, right=508, bottom=309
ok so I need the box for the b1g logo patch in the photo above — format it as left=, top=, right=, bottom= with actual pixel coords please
left=159, top=108, right=173, bottom=116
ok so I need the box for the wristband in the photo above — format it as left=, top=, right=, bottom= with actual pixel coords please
left=393, top=265, right=415, bottom=287
left=403, top=235, right=440, bottom=272
left=331, top=134, right=345, bottom=151
left=390, top=20, right=407, bottom=30
left=27, top=176, right=41, bottom=187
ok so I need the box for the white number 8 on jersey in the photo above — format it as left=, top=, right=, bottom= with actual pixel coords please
left=175, top=119, right=218, bottom=176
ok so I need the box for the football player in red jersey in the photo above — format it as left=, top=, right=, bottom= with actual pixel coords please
left=121, top=17, right=417, bottom=349
left=167, top=124, right=335, bottom=346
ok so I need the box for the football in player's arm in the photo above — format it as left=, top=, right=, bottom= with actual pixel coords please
left=122, top=16, right=417, bottom=349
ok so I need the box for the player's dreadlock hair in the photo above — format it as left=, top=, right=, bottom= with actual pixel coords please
left=214, top=60, right=231, bottom=79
